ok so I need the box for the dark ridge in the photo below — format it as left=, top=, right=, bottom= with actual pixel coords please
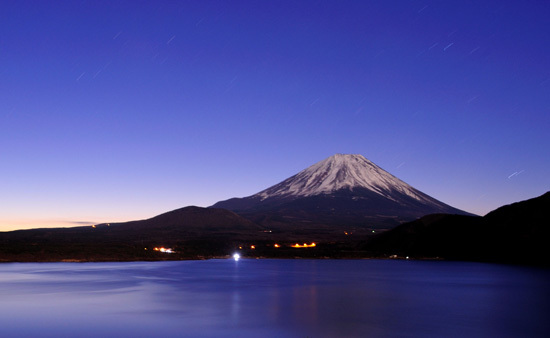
left=364, top=191, right=550, bottom=266
left=0, top=207, right=267, bottom=262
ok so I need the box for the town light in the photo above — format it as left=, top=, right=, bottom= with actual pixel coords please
left=291, top=242, right=316, bottom=248
left=153, top=247, right=174, bottom=253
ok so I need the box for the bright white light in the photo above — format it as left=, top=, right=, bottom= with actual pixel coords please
left=233, top=253, right=240, bottom=261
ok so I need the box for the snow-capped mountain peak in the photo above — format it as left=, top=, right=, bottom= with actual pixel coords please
left=255, top=154, right=432, bottom=203
left=211, top=153, right=473, bottom=228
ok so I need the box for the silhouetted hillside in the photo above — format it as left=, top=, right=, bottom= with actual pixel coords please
left=2, top=193, right=547, bottom=265
left=0, top=207, right=267, bottom=261
left=365, top=192, right=550, bottom=266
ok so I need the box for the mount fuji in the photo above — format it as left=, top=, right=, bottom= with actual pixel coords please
left=212, top=154, right=473, bottom=230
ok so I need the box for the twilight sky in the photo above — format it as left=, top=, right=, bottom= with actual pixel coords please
left=1, top=0, right=549, bottom=230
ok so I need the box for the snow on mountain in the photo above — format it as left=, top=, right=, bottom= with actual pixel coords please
left=255, top=154, right=434, bottom=204
left=211, top=154, right=472, bottom=229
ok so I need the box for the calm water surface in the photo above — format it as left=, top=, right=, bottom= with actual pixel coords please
left=0, top=259, right=548, bottom=337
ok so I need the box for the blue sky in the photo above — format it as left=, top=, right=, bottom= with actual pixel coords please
left=1, top=0, right=549, bottom=230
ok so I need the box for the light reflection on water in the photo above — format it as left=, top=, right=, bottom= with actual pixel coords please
left=0, top=260, right=548, bottom=337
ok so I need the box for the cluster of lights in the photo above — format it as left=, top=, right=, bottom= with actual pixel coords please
left=291, top=242, right=316, bottom=248
left=231, top=241, right=319, bottom=261
left=237, top=243, right=316, bottom=249
left=153, top=247, right=174, bottom=253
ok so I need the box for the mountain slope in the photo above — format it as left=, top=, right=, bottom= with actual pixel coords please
left=0, top=207, right=265, bottom=261
left=365, top=191, right=550, bottom=266
left=99, top=206, right=265, bottom=235
left=212, top=154, right=472, bottom=229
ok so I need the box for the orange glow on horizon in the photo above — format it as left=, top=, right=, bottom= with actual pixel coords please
left=0, top=216, right=126, bottom=232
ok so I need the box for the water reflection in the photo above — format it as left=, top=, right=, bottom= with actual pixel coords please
left=0, top=260, right=548, bottom=337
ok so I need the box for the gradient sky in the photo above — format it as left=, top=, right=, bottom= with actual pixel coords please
left=1, top=0, right=549, bottom=231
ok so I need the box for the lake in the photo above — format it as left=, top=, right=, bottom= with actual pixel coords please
left=0, top=259, right=548, bottom=337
